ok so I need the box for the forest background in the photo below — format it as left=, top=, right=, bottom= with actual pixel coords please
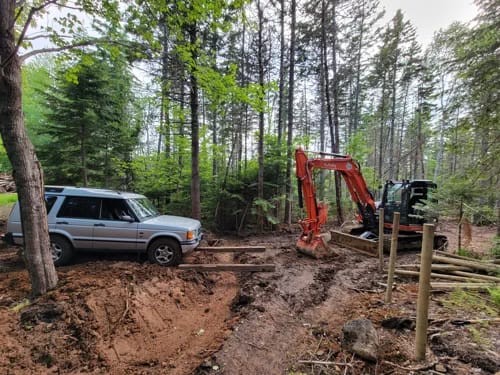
left=1, top=0, right=498, bottom=235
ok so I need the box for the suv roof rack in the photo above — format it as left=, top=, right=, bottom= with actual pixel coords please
left=45, top=186, right=66, bottom=193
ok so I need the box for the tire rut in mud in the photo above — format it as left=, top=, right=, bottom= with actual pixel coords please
left=283, top=266, right=337, bottom=314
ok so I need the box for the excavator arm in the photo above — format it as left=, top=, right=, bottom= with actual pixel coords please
left=295, top=147, right=377, bottom=255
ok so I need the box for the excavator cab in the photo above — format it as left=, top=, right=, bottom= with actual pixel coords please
left=381, top=180, right=437, bottom=232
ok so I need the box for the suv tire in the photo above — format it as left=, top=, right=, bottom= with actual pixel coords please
left=148, top=238, right=181, bottom=266
left=50, top=235, right=74, bottom=266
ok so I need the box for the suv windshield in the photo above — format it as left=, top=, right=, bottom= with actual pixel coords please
left=127, top=197, right=160, bottom=220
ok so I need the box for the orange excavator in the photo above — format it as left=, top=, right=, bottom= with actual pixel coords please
left=295, top=147, right=446, bottom=256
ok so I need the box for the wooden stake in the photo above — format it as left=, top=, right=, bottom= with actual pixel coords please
left=415, top=224, right=434, bottom=361
left=385, top=212, right=400, bottom=303
left=378, top=208, right=385, bottom=271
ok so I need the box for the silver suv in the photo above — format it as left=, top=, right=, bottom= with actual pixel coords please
left=3, top=186, right=202, bottom=266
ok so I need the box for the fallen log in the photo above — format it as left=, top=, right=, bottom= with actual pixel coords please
left=434, top=250, right=490, bottom=262
left=430, top=282, right=497, bottom=290
left=398, top=264, right=473, bottom=272
left=395, top=269, right=486, bottom=283
left=431, top=255, right=499, bottom=273
left=450, top=271, right=500, bottom=283
left=449, top=318, right=500, bottom=325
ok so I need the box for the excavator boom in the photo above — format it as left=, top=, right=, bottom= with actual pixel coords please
left=295, top=148, right=446, bottom=257
left=295, top=147, right=377, bottom=256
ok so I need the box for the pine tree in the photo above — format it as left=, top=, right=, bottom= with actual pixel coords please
left=40, top=51, right=137, bottom=187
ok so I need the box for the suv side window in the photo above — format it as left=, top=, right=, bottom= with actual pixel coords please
left=57, top=196, right=100, bottom=219
left=45, top=196, right=58, bottom=214
left=100, top=198, right=133, bottom=221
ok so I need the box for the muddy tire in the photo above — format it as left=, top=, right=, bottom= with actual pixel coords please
left=50, top=235, right=74, bottom=267
left=148, top=238, right=182, bottom=266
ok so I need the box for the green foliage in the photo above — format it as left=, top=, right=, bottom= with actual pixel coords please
left=252, top=198, right=279, bottom=225
left=0, top=141, right=11, bottom=173
left=457, top=247, right=474, bottom=258
left=490, top=237, right=500, bottom=258
left=22, top=58, right=54, bottom=155
left=38, top=49, right=139, bottom=188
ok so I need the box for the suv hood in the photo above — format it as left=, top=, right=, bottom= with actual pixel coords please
left=140, top=215, right=200, bottom=230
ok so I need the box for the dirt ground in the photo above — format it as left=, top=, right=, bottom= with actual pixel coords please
left=0, top=221, right=498, bottom=375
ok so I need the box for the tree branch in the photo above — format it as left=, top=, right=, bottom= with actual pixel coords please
left=19, top=38, right=147, bottom=63
left=2, top=0, right=57, bottom=69
left=19, top=39, right=98, bottom=63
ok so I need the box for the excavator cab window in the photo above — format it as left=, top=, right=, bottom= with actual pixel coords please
left=386, top=183, right=403, bottom=205
left=383, top=182, right=404, bottom=225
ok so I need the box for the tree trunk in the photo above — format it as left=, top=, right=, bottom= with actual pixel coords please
left=378, top=76, right=387, bottom=182
left=0, top=0, right=58, bottom=296
left=352, top=0, right=366, bottom=133
left=284, top=0, right=296, bottom=225
left=80, top=124, right=88, bottom=186
left=318, top=36, right=326, bottom=201
left=330, top=0, right=344, bottom=225
left=257, top=0, right=265, bottom=232
left=396, top=80, right=409, bottom=179
left=277, top=0, right=286, bottom=147
left=188, top=22, right=201, bottom=220
left=388, top=63, right=397, bottom=180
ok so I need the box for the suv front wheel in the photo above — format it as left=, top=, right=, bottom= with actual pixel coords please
left=50, top=235, right=74, bottom=267
left=148, top=238, right=181, bottom=266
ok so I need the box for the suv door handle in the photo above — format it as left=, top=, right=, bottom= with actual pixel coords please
left=56, top=221, right=68, bottom=225
left=94, top=223, right=105, bottom=227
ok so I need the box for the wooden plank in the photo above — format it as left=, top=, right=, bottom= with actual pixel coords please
left=179, top=263, right=275, bottom=272
left=195, top=246, right=266, bottom=253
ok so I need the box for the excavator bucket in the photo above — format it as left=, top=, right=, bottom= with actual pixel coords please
left=296, top=232, right=335, bottom=258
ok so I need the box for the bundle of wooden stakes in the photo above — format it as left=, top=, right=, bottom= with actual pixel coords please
left=395, top=250, right=500, bottom=291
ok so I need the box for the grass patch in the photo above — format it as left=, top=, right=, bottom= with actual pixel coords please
left=467, top=326, right=492, bottom=348
left=0, top=193, right=17, bottom=206
left=442, top=289, right=498, bottom=316
left=487, top=287, right=500, bottom=308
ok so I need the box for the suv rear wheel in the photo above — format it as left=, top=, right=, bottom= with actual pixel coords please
left=148, top=238, right=181, bottom=266
left=50, top=235, right=74, bottom=266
